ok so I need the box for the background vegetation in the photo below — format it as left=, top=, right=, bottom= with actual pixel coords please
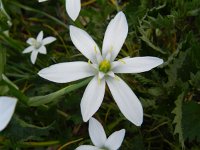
left=0, top=0, right=200, bottom=149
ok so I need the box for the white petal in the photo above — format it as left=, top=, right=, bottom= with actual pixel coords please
left=36, top=31, right=44, bottom=42
left=102, top=12, right=128, bottom=61
left=38, top=46, right=47, bottom=54
left=70, top=25, right=101, bottom=64
left=81, top=76, right=105, bottom=122
left=104, top=129, right=125, bottom=150
left=0, top=97, right=17, bottom=132
left=75, top=145, right=99, bottom=150
left=112, top=57, right=163, bottom=74
left=107, top=71, right=115, bottom=78
left=106, top=76, right=143, bottom=126
left=42, top=36, right=56, bottom=45
left=38, top=0, right=48, bottom=2
left=30, top=50, right=39, bottom=64
left=66, top=0, right=81, bottom=21
left=38, top=62, right=95, bottom=83
left=26, top=38, right=35, bottom=45
left=89, top=117, right=107, bottom=147
left=22, top=46, right=34, bottom=53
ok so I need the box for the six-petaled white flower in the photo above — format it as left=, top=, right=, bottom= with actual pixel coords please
left=38, top=11, right=163, bottom=126
left=0, top=96, right=17, bottom=132
left=76, top=117, right=125, bottom=150
left=22, top=31, right=56, bottom=64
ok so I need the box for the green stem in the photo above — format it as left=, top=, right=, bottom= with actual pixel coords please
left=19, top=140, right=60, bottom=147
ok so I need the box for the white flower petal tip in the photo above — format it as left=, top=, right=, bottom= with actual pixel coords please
left=0, top=96, right=17, bottom=132
left=37, top=31, right=44, bottom=42
left=42, top=37, right=56, bottom=45
left=113, top=56, right=164, bottom=74
left=81, top=77, right=105, bottom=122
left=38, top=0, right=48, bottom=2
left=102, top=11, right=128, bottom=61
left=38, top=62, right=95, bottom=83
left=106, top=77, right=143, bottom=126
left=75, top=145, right=99, bottom=150
left=69, top=25, right=100, bottom=64
left=105, top=129, right=126, bottom=150
left=76, top=117, right=125, bottom=150
left=89, top=117, right=107, bottom=147
left=66, top=0, right=81, bottom=21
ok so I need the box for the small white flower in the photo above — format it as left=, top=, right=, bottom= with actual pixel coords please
left=23, top=31, right=56, bottom=64
left=0, top=96, right=17, bottom=132
left=65, top=0, right=81, bottom=21
left=76, top=117, right=125, bottom=150
left=38, top=12, right=163, bottom=126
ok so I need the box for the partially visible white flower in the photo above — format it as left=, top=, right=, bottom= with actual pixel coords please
left=38, top=12, right=163, bottom=126
left=38, top=0, right=48, bottom=2
left=66, top=0, right=81, bottom=21
left=76, top=117, right=125, bottom=150
left=0, top=96, right=17, bottom=132
left=23, top=31, right=56, bottom=64
left=37, top=0, right=81, bottom=21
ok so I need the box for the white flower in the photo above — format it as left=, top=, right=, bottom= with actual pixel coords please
left=76, top=117, right=125, bottom=150
left=0, top=96, right=17, bottom=132
left=38, top=12, right=163, bottom=126
left=23, top=31, right=56, bottom=64
left=66, top=0, right=81, bottom=21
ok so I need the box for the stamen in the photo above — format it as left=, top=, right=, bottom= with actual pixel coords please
left=98, top=77, right=101, bottom=85
left=118, top=59, right=126, bottom=64
left=109, top=46, right=113, bottom=53
left=94, top=46, right=98, bottom=54
left=88, top=60, right=91, bottom=65
left=114, top=75, right=120, bottom=81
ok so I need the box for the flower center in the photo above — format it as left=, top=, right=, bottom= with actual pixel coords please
left=99, top=60, right=111, bottom=73
left=32, top=39, right=42, bottom=49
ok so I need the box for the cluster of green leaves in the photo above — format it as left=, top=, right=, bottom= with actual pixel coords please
left=0, top=0, right=200, bottom=149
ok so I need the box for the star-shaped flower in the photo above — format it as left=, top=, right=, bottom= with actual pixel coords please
left=38, top=12, right=163, bottom=126
left=76, top=117, right=125, bottom=150
left=0, top=96, right=17, bottom=132
left=23, top=31, right=56, bottom=64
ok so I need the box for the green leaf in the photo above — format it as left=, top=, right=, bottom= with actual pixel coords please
left=2, top=74, right=29, bottom=104
left=182, top=101, right=200, bottom=141
left=189, top=71, right=200, bottom=88
left=0, top=0, right=11, bottom=31
left=172, top=92, right=185, bottom=148
left=0, top=45, right=6, bottom=81
left=28, top=78, right=91, bottom=106
left=1, top=116, right=53, bottom=142
left=138, top=27, right=166, bottom=54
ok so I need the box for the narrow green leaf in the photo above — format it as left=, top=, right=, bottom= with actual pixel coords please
left=0, top=45, right=6, bottom=81
left=172, top=92, right=185, bottom=148
left=28, top=78, right=91, bottom=106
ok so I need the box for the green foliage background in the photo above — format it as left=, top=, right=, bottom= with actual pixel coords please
left=0, top=0, right=200, bottom=149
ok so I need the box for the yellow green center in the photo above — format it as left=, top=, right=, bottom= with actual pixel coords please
left=32, top=39, right=42, bottom=49
left=99, top=60, right=111, bottom=73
